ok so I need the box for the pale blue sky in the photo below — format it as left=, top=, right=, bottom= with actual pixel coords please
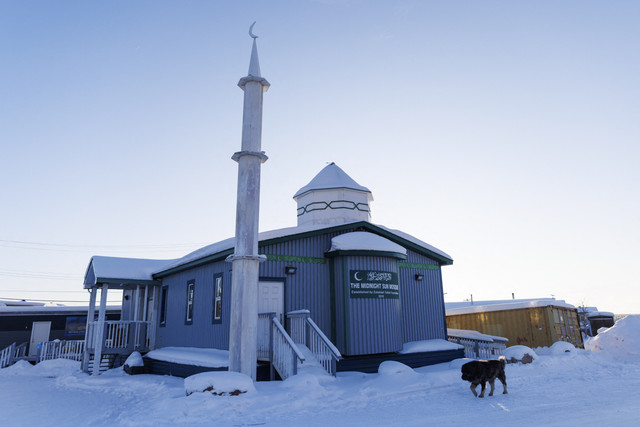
left=1, top=1, right=638, bottom=313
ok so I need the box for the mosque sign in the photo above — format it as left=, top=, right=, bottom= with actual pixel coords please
left=349, top=270, right=399, bottom=299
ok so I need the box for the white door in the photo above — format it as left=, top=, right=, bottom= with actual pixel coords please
left=257, top=281, right=284, bottom=360
left=29, top=321, right=51, bottom=356
left=258, top=281, right=284, bottom=323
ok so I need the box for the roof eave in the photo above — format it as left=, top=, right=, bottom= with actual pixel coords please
left=152, top=221, right=452, bottom=278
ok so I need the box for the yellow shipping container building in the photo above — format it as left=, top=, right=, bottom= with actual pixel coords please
left=446, top=299, right=583, bottom=349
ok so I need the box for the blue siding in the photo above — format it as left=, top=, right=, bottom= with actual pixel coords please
left=259, top=234, right=337, bottom=337
left=399, top=252, right=447, bottom=342
left=335, top=255, right=402, bottom=356
left=157, top=262, right=231, bottom=349
left=156, top=226, right=449, bottom=358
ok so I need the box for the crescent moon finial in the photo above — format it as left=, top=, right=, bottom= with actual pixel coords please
left=249, top=21, right=258, bottom=39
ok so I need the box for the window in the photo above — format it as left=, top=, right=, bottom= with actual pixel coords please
left=159, top=286, right=168, bottom=327
left=213, top=274, right=223, bottom=323
left=185, top=280, right=195, bottom=325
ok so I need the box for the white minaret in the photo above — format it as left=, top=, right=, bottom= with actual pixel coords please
left=227, top=23, right=270, bottom=381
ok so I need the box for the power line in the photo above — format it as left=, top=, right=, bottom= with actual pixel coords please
left=0, top=238, right=207, bottom=250
left=0, top=269, right=82, bottom=280
left=0, top=289, right=89, bottom=293
left=0, top=296, right=122, bottom=303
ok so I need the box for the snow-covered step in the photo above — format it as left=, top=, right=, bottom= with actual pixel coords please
left=296, top=344, right=330, bottom=376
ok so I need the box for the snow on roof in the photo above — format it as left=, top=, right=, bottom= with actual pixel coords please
left=328, top=232, right=407, bottom=254
left=85, top=256, right=175, bottom=286
left=579, top=306, right=615, bottom=317
left=145, top=347, right=229, bottom=368
left=445, top=298, right=576, bottom=316
left=447, top=328, right=509, bottom=343
left=374, top=224, right=452, bottom=261
left=293, top=163, right=371, bottom=199
left=586, top=311, right=615, bottom=318
left=0, top=300, right=45, bottom=307
left=155, top=221, right=452, bottom=275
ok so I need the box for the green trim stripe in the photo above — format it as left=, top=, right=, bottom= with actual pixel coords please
left=398, top=262, right=440, bottom=270
left=263, top=254, right=326, bottom=264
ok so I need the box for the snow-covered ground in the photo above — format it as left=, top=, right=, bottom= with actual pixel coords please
left=1, top=316, right=639, bottom=426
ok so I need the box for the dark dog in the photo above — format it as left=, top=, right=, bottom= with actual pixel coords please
left=461, top=357, right=508, bottom=398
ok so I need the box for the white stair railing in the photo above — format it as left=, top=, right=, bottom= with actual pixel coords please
left=288, top=310, right=341, bottom=376
left=257, top=313, right=274, bottom=361
left=0, top=343, right=16, bottom=368
left=0, top=342, right=27, bottom=368
left=271, top=316, right=305, bottom=380
left=259, top=312, right=305, bottom=380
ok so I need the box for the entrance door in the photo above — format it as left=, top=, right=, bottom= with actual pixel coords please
left=257, top=281, right=284, bottom=360
left=29, top=321, right=51, bottom=356
left=258, top=281, right=284, bottom=323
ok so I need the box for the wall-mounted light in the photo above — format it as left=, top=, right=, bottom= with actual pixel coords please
left=415, top=274, right=424, bottom=281
left=285, top=266, right=297, bottom=275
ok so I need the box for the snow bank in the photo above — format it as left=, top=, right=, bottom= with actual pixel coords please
left=281, top=373, right=334, bottom=399
left=145, top=347, right=229, bottom=368
left=0, top=359, right=34, bottom=375
left=504, top=345, right=538, bottom=363
left=550, top=341, right=577, bottom=355
left=32, top=358, right=82, bottom=376
left=378, top=361, right=415, bottom=376
left=585, top=315, right=640, bottom=359
left=400, top=339, right=462, bottom=353
left=184, top=371, right=255, bottom=396
left=0, top=359, right=81, bottom=378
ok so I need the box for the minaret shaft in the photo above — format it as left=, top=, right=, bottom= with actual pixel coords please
left=227, top=34, right=269, bottom=381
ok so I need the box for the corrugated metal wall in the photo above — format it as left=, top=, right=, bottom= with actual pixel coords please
left=258, top=232, right=337, bottom=336
left=399, top=252, right=447, bottom=343
left=157, top=227, right=451, bottom=355
left=446, top=306, right=584, bottom=348
left=337, top=255, right=403, bottom=356
left=157, top=262, right=231, bottom=349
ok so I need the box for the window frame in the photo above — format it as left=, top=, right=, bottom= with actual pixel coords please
left=212, top=273, right=223, bottom=324
left=159, top=285, right=168, bottom=327
left=185, top=280, right=195, bottom=325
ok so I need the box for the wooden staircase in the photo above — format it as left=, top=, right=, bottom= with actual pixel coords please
left=87, top=353, right=117, bottom=374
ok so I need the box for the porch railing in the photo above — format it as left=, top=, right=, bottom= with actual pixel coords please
left=447, top=328, right=508, bottom=359
left=258, top=312, right=305, bottom=380
left=0, top=342, right=27, bottom=368
left=39, top=340, right=85, bottom=362
left=0, top=343, right=16, bottom=368
left=288, top=310, right=341, bottom=376
left=257, top=313, right=274, bottom=361
left=86, top=320, right=153, bottom=352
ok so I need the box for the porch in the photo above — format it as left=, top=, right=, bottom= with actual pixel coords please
left=81, top=282, right=159, bottom=374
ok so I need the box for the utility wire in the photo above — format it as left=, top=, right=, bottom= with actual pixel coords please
left=0, top=289, right=90, bottom=293
left=0, top=269, right=82, bottom=280
left=0, top=296, right=121, bottom=303
left=0, top=239, right=207, bottom=249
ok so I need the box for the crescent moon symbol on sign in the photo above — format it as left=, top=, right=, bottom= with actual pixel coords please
left=354, top=272, right=362, bottom=281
